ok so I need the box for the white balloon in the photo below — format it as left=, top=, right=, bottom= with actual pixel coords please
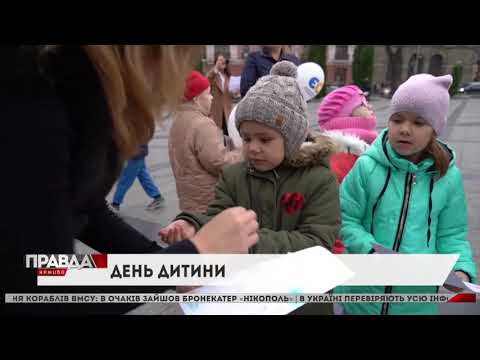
left=297, top=62, right=325, bottom=102
left=227, top=105, right=243, bottom=149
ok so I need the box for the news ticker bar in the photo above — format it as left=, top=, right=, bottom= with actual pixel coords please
left=5, top=293, right=478, bottom=304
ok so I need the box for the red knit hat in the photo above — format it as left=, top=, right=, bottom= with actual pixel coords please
left=184, top=70, right=210, bottom=101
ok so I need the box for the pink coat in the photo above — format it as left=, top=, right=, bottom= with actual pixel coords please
left=169, top=103, right=243, bottom=212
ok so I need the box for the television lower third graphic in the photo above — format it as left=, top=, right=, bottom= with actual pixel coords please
left=23, top=247, right=462, bottom=290
left=5, top=293, right=477, bottom=304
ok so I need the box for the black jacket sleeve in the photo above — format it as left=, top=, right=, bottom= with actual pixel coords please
left=1, top=76, right=198, bottom=276
left=0, top=85, right=79, bottom=302
left=1, top=90, right=75, bottom=257
left=78, top=200, right=199, bottom=255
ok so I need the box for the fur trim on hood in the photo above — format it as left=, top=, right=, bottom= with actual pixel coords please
left=287, top=131, right=336, bottom=168
left=322, top=130, right=370, bottom=157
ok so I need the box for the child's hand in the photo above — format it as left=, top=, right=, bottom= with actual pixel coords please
left=158, top=220, right=196, bottom=245
left=455, top=271, right=470, bottom=283
left=191, top=207, right=258, bottom=254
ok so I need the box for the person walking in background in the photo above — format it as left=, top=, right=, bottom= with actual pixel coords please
left=110, top=144, right=165, bottom=212
left=207, top=53, right=233, bottom=136
left=240, top=45, right=300, bottom=98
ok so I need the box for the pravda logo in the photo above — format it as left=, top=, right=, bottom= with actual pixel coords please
left=25, top=254, right=108, bottom=276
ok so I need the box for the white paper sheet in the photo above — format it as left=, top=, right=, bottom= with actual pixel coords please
left=180, top=246, right=354, bottom=315
left=463, top=281, right=480, bottom=293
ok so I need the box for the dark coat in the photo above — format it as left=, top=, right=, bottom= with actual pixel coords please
left=240, top=48, right=301, bottom=97
left=0, top=46, right=197, bottom=315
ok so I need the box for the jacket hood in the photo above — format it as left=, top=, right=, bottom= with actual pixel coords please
left=366, top=128, right=455, bottom=174
left=287, top=131, right=336, bottom=168
left=176, top=102, right=210, bottom=117
left=323, top=130, right=370, bottom=157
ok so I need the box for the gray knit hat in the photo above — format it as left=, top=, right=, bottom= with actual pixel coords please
left=235, top=61, right=308, bottom=160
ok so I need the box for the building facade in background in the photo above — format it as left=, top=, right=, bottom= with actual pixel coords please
left=372, top=45, right=480, bottom=90
left=204, top=45, right=306, bottom=76
left=204, top=45, right=355, bottom=85
left=325, top=45, right=355, bottom=85
left=202, top=45, right=480, bottom=88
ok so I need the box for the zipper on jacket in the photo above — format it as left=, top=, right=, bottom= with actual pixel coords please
left=381, top=172, right=415, bottom=315
left=247, top=167, right=278, bottom=251
left=272, top=168, right=295, bottom=231
left=272, top=169, right=280, bottom=230
left=247, top=168, right=257, bottom=254
left=371, top=168, right=392, bottom=235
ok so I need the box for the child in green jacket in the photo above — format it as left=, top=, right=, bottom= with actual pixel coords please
left=160, top=61, right=341, bottom=314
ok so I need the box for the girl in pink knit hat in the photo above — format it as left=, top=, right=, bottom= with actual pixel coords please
left=317, top=85, right=378, bottom=253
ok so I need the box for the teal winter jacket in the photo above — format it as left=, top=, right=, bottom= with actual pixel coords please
left=335, top=129, right=476, bottom=315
